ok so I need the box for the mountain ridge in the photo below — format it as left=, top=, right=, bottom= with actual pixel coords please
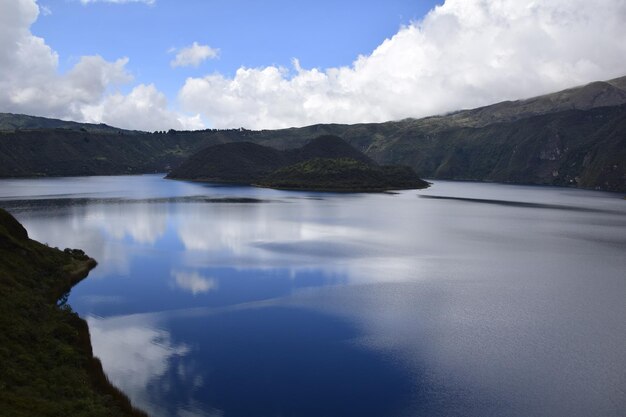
left=1, top=76, right=625, bottom=192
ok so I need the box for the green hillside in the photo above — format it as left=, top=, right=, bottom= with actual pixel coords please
left=0, top=209, right=147, bottom=417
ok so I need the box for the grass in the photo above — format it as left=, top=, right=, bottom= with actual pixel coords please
left=0, top=208, right=148, bottom=417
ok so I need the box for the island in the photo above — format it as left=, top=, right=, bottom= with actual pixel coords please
left=257, top=157, right=429, bottom=192
left=167, top=135, right=429, bottom=191
left=0, top=208, right=146, bottom=417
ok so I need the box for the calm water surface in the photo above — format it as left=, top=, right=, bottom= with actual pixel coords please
left=1, top=175, right=625, bottom=417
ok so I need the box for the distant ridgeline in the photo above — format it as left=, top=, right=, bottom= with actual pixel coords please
left=1, top=75, right=625, bottom=192
left=166, top=135, right=429, bottom=191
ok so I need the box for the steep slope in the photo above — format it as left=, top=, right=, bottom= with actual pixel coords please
left=0, top=208, right=147, bottom=417
left=371, top=105, right=626, bottom=191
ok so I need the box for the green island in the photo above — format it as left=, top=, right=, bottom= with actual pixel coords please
left=257, top=157, right=429, bottom=191
left=0, top=208, right=146, bottom=417
left=167, top=135, right=429, bottom=192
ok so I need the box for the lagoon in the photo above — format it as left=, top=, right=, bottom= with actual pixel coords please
left=1, top=175, right=625, bottom=417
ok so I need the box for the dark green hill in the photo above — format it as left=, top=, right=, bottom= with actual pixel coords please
left=167, top=135, right=374, bottom=183
left=0, top=208, right=147, bottom=417
left=168, top=135, right=428, bottom=191
left=258, top=158, right=428, bottom=191
left=286, top=135, right=375, bottom=165
left=166, top=141, right=286, bottom=183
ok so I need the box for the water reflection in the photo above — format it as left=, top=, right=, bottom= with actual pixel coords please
left=89, top=305, right=414, bottom=417
left=171, top=270, right=218, bottom=295
left=1, top=176, right=625, bottom=416
left=87, top=315, right=190, bottom=417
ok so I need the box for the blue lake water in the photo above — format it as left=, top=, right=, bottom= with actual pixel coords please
left=1, top=174, right=625, bottom=417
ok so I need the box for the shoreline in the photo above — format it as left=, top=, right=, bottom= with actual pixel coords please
left=60, top=258, right=150, bottom=417
left=0, top=208, right=149, bottom=417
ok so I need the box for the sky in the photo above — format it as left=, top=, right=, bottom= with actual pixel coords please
left=1, top=0, right=626, bottom=131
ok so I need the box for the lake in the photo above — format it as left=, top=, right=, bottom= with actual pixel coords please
left=1, top=174, right=625, bottom=417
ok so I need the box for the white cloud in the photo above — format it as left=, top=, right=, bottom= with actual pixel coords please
left=171, top=270, right=218, bottom=295
left=179, top=0, right=626, bottom=129
left=3, top=0, right=626, bottom=132
left=81, top=83, right=203, bottom=131
left=79, top=0, right=155, bottom=5
left=0, top=0, right=200, bottom=131
left=170, top=42, right=219, bottom=68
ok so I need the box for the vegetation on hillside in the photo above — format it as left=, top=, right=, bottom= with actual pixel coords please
left=168, top=135, right=428, bottom=191
left=0, top=208, right=147, bottom=417
left=166, top=141, right=286, bottom=183
left=258, top=158, right=428, bottom=191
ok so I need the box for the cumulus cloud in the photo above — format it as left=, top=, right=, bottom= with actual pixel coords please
left=0, top=0, right=200, bottom=131
left=170, top=42, right=219, bottom=68
left=81, top=83, right=204, bottom=131
left=179, top=0, right=626, bottom=129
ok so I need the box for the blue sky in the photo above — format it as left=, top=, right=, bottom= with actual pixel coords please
left=32, top=0, right=441, bottom=101
left=2, top=0, right=625, bottom=131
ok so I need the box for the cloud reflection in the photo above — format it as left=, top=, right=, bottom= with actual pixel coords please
left=17, top=202, right=169, bottom=276
left=172, top=270, right=218, bottom=295
left=87, top=315, right=189, bottom=416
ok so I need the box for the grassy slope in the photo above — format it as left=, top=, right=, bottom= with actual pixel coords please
left=259, top=158, right=429, bottom=191
left=0, top=209, right=147, bottom=417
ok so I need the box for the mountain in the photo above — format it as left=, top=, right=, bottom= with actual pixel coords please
left=368, top=104, right=626, bottom=191
left=167, top=135, right=427, bottom=191
left=166, top=141, right=286, bottom=183
left=0, top=128, right=242, bottom=177
left=426, top=76, right=626, bottom=130
left=1, top=76, right=625, bottom=192
left=167, top=135, right=374, bottom=183
left=0, top=112, right=136, bottom=134
left=285, top=134, right=375, bottom=165
left=0, top=208, right=147, bottom=417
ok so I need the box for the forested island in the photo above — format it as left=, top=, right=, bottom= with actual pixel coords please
left=167, top=135, right=429, bottom=191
